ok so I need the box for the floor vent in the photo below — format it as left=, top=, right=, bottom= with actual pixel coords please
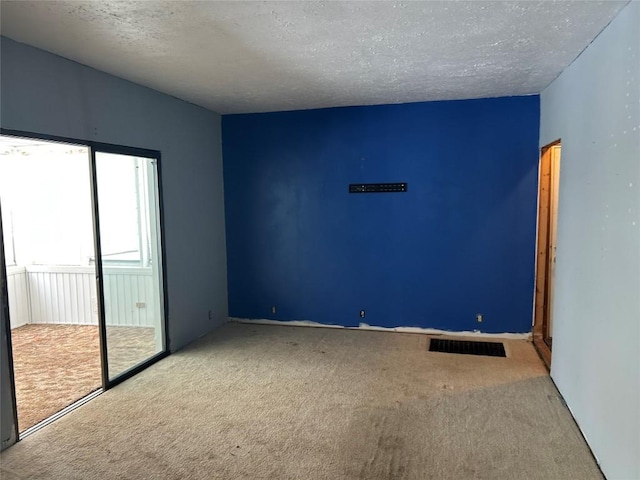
left=429, top=338, right=506, bottom=357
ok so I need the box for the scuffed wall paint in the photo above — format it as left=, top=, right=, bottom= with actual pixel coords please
left=223, top=96, right=540, bottom=334
left=231, top=317, right=531, bottom=340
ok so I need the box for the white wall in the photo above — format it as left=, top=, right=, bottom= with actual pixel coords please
left=0, top=37, right=228, bottom=349
left=6, top=267, right=29, bottom=329
left=539, top=3, right=639, bottom=479
left=25, top=266, right=97, bottom=326
left=7, top=266, right=160, bottom=328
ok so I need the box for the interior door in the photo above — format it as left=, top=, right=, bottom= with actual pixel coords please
left=91, top=149, right=167, bottom=383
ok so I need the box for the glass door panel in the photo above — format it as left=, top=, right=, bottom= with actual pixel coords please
left=93, top=152, right=166, bottom=381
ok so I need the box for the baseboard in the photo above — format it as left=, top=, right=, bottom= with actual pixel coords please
left=229, top=317, right=532, bottom=340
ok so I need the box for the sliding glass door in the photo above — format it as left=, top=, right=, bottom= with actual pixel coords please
left=92, top=150, right=166, bottom=382
left=0, top=131, right=169, bottom=443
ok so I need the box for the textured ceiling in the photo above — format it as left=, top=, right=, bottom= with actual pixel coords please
left=0, top=1, right=629, bottom=114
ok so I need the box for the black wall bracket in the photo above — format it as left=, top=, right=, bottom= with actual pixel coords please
left=349, top=183, right=407, bottom=193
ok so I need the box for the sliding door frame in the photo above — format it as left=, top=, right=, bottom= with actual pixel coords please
left=0, top=201, right=20, bottom=449
left=90, top=143, right=170, bottom=388
left=0, top=128, right=171, bottom=425
left=88, top=148, right=110, bottom=389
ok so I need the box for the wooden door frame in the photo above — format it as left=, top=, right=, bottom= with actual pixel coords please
left=532, top=139, right=561, bottom=369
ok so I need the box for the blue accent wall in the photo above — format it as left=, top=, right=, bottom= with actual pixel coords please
left=223, top=96, right=540, bottom=333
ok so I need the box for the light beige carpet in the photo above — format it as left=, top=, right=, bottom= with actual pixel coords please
left=0, top=323, right=602, bottom=480
left=10, top=324, right=157, bottom=432
left=9, top=324, right=102, bottom=432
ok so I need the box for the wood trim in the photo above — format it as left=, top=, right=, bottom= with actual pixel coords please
left=533, top=140, right=561, bottom=370
left=545, top=146, right=561, bottom=344
left=533, top=145, right=552, bottom=338
left=533, top=336, right=552, bottom=370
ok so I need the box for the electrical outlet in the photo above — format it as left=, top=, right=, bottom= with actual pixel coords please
left=476, top=313, right=483, bottom=323
left=208, top=310, right=213, bottom=320
left=360, top=310, right=366, bottom=318
left=136, top=302, right=146, bottom=309
left=271, top=306, right=277, bottom=315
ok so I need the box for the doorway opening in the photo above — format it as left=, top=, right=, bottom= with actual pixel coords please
left=0, top=136, right=101, bottom=433
left=533, top=140, right=562, bottom=369
left=0, top=132, right=169, bottom=441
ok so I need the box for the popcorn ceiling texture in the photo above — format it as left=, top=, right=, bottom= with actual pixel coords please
left=0, top=1, right=628, bottom=113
